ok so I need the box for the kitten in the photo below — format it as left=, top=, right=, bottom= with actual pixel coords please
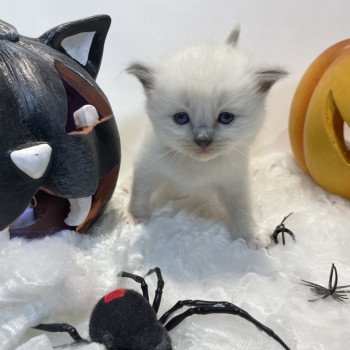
left=126, top=27, right=287, bottom=249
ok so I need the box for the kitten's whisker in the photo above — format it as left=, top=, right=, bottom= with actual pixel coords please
left=170, top=149, right=180, bottom=161
left=169, top=149, right=184, bottom=168
left=150, top=148, right=176, bottom=164
left=226, top=152, right=236, bottom=165
left=234, top=139, right=249, bottom=147
left=229, top=146, right=248, bottom=159
left=174, top=150, right=186, bottom=168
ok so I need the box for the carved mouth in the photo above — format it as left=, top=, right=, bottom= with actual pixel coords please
left=54, top=60, right=112, bottom=135
left=9, top=165, right=118, bottom=239
left=16, top=192, right=93, bottom=229
left=9, top=190, right=74, bottom=237
left=8, top=61, right=118, bottom=239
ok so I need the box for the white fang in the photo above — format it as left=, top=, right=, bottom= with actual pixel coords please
left=65, top=196, right=92, bottom=226
left=10, top=143, right=52, bottom=179
left=73, top=105, right=99, bottom=129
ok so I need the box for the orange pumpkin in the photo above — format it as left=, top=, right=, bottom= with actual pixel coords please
left=289, top=39, right=350, bottom=199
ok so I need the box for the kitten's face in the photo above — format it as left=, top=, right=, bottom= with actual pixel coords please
left=128, top=31, right=286, bottom=162
left=146, top=47, right=266, bottom=161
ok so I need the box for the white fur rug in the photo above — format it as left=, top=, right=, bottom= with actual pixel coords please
left=1, top=150, right=350, bottom=350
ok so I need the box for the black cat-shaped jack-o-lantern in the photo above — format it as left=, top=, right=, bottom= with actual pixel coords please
left=0, top=15, right=120, bottom=239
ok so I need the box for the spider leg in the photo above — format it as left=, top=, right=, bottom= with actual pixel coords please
left=272, top=227, right=283, bottom=244
left=281, top=212, right=293, bottom=225
left=33, top=323, right=88, bottom=343
left=300, top=280, right=332, bottom=301
left=145, top=267, right=164, bottom=314
left=118, top=271, right=149, bottom=302
left=336, top=284, right=350, bottom=290
left=159, top=299, right=222, bottom=324
left=283, top=228, right=296, bottom=241
left=308, top=292, right=331, bottom=302
left=329, top=264, right=338, bottom=294
left=161, top=301, right=290, bottom=350
left=310, top=286, right=330, bottom=295
left=299, top=280, right=325, bottom=288
left=272, top=213, right=295, bottom=245
left=278, top=228, right=295, bottom=245
left=332, top=292, right=349, bottom=302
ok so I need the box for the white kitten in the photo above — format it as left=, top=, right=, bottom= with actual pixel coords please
left=127, top=27, right=287, bottom=249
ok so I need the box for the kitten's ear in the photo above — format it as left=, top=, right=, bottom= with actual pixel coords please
left=226, top=24, right=240, bottom=47
left=127, top=62, right=155, bottom=91
left=40, top=15, right=111, bottom=79
left=255, top=68, right=288, bottom=94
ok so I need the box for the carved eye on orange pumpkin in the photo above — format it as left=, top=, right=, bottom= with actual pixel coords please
left=289, top=39, right=350, bottom=199
left=0, top=16, right=120, bottom=239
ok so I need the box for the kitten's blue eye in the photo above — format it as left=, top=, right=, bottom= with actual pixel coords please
left=218, top=112, right=235, bottom=125
left=173, top=112, right=190, bottom=125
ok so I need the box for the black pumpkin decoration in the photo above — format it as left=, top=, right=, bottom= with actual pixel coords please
left=0, top=15, right=120, bottom=239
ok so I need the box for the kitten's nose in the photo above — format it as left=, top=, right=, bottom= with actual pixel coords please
left=194, top=137, right=212, bottom=148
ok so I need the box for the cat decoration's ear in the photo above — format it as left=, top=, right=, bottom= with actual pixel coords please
left=127, top=62, right=155, bottom=92
left=39, top=15, right=111, bottom=79
left=226, top=24, right=240, bottom=47
left=255, top=68, right=288, bottom=94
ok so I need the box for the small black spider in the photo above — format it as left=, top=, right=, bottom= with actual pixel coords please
left=300, top=263, right=350, bottom=302
left=33, top=267, right=290, bottom=349
left=272, top=213, right=296, bottom=245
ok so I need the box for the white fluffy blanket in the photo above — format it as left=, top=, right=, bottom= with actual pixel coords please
left=1, top=150, right=350, bottom=350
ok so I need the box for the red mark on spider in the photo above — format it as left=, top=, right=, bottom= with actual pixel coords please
left=104, top=288, right=127, bottom=303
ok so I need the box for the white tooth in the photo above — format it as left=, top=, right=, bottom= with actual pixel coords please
left=64, top=196, right=92, bottom=226
left=10, top=143, right=52, bottom=179
left=73, top=105, right=99, bottom=128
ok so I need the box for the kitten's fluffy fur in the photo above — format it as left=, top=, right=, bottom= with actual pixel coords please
left=127, top=27, right=287, bottom=249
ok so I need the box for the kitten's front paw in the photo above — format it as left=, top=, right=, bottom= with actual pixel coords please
left=121, top=211, right=137, bottom=225
left=121, top=177, right=132, bottom=194
left=248, top=234, right=271, bottom=249
left=128, top=204, right=151, bottom=225
left=121, top=211, right=149, bottom=225
left=247, top=227, right=272, bottom=250
left=134, top=216, right=149, bottom=225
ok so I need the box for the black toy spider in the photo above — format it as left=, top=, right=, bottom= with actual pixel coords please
left=300, top=263, right=350, bottom=302
left=33, top=267, right=290, bottom=349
